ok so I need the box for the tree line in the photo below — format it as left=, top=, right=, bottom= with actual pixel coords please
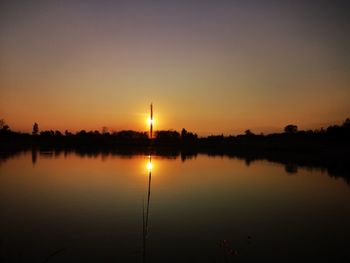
left=0, top=118, right=349, bottom=150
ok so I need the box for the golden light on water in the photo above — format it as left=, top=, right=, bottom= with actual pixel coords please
left=147, top=161, right=153, bottom=171
left=147, top=155, right=153, bottom=171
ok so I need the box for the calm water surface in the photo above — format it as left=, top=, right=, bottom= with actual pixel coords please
left=0, top=151, right=349, bottom=262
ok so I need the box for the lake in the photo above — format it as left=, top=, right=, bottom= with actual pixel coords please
left=0, top=150, right=349, bottom=262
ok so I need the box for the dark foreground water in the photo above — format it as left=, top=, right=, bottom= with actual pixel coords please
left=0, top=151, right=349, bottom=262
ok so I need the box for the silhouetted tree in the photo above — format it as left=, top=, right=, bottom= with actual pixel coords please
left=76, top=130, right=87, bottom=136
left=0, top=119, right=10, bottom=132
left=181, top=128, right=188, bottom=138
left=33, top=123, right=39, bottom=135
left=284, top=124, right=298, bottom=134
left=181, top=128, right=198, bottom=141
left=156, top=130, right=180, bottom=142
left=245, top=129, right=254, bottom=136
left=102, top=126, right=109, bottom=135
left=326, top=118, right=350, bottom=138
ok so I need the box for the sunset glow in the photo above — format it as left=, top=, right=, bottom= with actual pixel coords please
left=147, top=118, right=154, bottom=128
left=1, top=1, right=350, bottom=261
left=147, top=161, right=153, bottom=171
left=0, top=1, right=349, bottom=135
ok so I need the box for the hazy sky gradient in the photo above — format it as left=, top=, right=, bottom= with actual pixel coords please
left=1, top=0, right=349, bottom=134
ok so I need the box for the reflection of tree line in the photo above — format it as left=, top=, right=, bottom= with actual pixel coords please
left=1, top=146, right=349, bottom=186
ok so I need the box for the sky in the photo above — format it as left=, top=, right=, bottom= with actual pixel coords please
left=1, top=0, right=349, bottom=135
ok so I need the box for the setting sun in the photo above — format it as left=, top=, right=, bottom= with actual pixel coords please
left=147, top=118, right=154, bottom=127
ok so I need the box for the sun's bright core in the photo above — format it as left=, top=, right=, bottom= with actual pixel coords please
left=148, top=118, right=154, bottom=126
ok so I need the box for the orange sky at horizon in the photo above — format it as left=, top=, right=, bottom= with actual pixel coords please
left=2, top=100, right=349, bottom=136
left=1, top=1, right=349, bottom=135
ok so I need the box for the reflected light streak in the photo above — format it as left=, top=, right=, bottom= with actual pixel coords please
left=147, top=160, right=153, bottom=171
left=146, top=155, right=153, bottom=171
left=143, top=154, right=153, bottom=261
